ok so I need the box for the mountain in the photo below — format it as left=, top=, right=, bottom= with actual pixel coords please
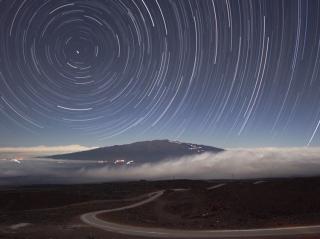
left=46, top=140, right=224, bottom=164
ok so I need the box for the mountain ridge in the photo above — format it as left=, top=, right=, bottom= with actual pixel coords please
left=45, top=139, right=224, bottom=164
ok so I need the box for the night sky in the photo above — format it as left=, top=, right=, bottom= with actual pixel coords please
left=0, top=0, right=320, bottom=148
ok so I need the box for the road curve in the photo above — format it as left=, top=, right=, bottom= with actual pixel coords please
left=206, top=183, right=226, bottom=190
left=80, top=190, right=320, bottom=238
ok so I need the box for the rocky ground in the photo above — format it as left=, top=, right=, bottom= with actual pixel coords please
left=1, top=178, right=320, bottom=238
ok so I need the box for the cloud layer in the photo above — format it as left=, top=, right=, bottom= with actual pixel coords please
left=0, top=145, right=95, bottom=154
left=1, top=147, right=320, bottom=185
left=82, top=147, right=320, bottom=181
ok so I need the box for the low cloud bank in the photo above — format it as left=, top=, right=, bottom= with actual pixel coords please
left=0, top=145, right=95, bottom=154
left=1, top=147, right=320, bottom=185
left=82, top=147, right=320, bottom=181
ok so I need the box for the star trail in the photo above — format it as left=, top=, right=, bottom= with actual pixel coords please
left=0, top=0, right=320, bottom=147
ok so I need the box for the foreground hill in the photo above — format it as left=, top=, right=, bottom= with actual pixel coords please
left=46, top=140, right=223, bottom=164
left=1, top=178, right=320, bottom=239
left=99, top=178, right=320, bottom=230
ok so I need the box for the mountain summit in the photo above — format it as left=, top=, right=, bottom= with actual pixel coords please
left=47, top=140, right=223, bottom=164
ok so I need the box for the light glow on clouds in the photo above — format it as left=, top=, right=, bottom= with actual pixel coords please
left=0, top=145, right=95, bottom=153
left=82, top=147, right=320, bottom=180
left=1, top=147, right=320, bottom=185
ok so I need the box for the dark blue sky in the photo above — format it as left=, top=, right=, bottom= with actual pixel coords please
left=0, top=0, right=320, bottom=148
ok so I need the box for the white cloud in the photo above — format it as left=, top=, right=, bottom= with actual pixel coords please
left=82, top=147, right=320, bottom=181
left=0, top=145, right=96, bottom=153
left=1, top=147, right=320, bottom=184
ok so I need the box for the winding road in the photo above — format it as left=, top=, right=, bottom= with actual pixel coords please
left=80, top=189, right=320, bottom=238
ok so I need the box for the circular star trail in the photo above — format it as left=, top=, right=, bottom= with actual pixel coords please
left=0, top=0, right=320, bottom=147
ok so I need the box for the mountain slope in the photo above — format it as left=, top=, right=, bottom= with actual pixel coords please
left=46, top=140, right=223, bottom=164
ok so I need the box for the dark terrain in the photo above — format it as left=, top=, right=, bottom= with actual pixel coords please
left=1, top=178, right=320, bottom=239
left=101, top=178, right=320, bottom=230
left=46, top=139, right=223, bottom=163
